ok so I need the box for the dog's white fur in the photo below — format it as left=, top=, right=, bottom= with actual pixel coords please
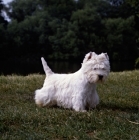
left=34, top=52, right=110, bottom=112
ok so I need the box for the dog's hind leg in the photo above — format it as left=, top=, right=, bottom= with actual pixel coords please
left=35, top=86, right=56, bottom=107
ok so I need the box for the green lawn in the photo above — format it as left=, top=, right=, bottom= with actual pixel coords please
left=0, top=71, right=139, bottom=140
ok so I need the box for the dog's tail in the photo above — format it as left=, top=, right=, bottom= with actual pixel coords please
left=41, top=57, right=53, bottom=76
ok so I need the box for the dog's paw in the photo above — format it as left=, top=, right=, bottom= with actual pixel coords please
left=80, top=110, right=87, bottom=112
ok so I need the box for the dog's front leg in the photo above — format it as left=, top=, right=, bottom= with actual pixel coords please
left=73, top=105, right=86, bottom=112
left=87, top=90, right=99, bottom=109
left=72, top=96, right=86, bottom=112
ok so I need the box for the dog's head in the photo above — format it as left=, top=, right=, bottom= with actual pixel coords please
left=82, top=52, right=110, bottom=83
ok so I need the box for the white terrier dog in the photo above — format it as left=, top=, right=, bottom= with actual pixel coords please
left=35, top=52, right=110, bottom=112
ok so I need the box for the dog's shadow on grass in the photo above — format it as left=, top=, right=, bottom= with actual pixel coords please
left=35, top=102, right=138, bottom=113
left=39, top=104, right=138, bottom=114
left=97, top=102, right=139, bottom=113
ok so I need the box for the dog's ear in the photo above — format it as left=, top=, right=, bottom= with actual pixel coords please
left=104, top=53, right=109, bottom=60
left=83, top=52, right=96, bottom=63
left=88, top=52, right=92, bottom=60
left=88, top=52, right=97, bottom=60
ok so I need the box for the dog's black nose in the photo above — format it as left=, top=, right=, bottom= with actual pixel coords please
left=98, top=75, right=103, bottom=80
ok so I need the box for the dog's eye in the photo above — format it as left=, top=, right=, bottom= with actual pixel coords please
left=94, top=68, right=97, bottom=70
left=102, top=68, right=105, bottom=70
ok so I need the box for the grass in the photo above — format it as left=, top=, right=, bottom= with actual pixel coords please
left=0, top=71, right=139, bottom=140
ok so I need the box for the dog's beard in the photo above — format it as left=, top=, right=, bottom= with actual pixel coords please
left=88, top=74, right=107, bottom=83
left=87, top=74, right=98, bottom=83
